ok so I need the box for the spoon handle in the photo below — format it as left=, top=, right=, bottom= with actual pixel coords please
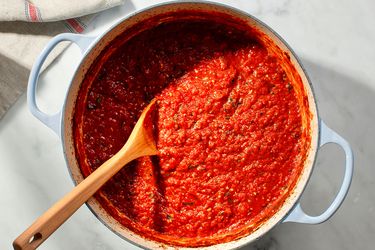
left=13, top=100, right=157, bottom=250
left=12, top=148, right=135, bottom=250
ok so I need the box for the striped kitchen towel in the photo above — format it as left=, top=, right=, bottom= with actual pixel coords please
left=0, top=0, right=125, bottom=119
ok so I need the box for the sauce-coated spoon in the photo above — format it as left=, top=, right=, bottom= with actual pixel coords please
left=13, top=100, right=158, bottom=250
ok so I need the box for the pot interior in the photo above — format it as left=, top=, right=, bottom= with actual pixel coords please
left=62, top=2, right=319, bottom=249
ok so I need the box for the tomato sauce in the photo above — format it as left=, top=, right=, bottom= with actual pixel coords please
left=73, top=16, right=310, bottom=246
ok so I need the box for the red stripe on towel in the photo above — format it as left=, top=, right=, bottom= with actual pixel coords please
left=66, top=19, right=84, bottom=33
left=27, top=1, right=39, bottom=22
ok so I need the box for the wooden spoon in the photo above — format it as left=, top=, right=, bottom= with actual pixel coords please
left=13, top=100, right=158, bottom=250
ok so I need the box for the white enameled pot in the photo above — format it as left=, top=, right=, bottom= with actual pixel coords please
left=27, top=1, right=354, bottom=249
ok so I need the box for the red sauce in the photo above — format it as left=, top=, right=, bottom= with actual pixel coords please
left=74, top=16, right=310, bottom=246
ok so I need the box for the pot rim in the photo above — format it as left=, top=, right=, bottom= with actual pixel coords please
left=60, top=1, right=320, bottom=249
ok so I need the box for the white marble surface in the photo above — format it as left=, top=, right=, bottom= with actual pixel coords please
left=1, top=0, right=374, bottom=249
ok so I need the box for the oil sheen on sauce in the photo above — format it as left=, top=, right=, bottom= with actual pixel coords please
left=73, top=18, right=310, bottom=246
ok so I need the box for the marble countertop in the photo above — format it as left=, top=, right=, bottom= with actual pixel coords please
left=1, top=0, right=374, bottom=249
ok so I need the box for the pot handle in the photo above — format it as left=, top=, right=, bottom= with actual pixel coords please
left=283, top=120, right=353, bottom=224
left=27, top=33, right=95, bottom=136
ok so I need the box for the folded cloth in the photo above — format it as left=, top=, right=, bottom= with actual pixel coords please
left=0, top=0, right=125, bottom=119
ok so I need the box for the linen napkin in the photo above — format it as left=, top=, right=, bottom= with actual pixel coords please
left=0, top=0, right=125, bottom=119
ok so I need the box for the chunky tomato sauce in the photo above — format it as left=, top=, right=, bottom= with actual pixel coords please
left=74, top=15, right=310, bottom=246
